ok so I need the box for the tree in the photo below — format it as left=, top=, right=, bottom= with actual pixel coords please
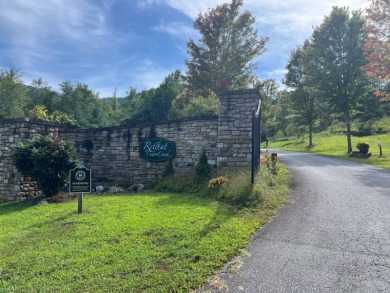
left=169, top=88, right=218, bottom=119
left=57, top=81, right=101, bottom=128
left=128, top=70, right=185, bottom=124
left=185, top=0, right=268, bottom=94
left=284, top=42, right=317, bottom=147
left=360, top=0, right=390, bottom=101
left=28, top=105, right=50, bottom=120
left=308, top=7, right=370, bottom=153
left=0, top=68, right=27, bottom=119
left=194, top=149, right=211, bottom=184
left=254, top=78, right=280, bottom=140
left=27, top=78, right=55, bottom=112
left=12, top=136, right=78, bottom=197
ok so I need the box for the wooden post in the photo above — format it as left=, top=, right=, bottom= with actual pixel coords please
left=78, top=193, right=83, bottom=214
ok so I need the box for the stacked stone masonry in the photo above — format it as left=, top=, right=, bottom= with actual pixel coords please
left=0, top=89, right=260, bottom=201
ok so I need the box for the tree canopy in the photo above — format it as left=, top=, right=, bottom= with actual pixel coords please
left=0, top=68, right=27, bottom=119
left=185, top=0, right=268, bottom=94
left=360, top=0, right=390, bottom=100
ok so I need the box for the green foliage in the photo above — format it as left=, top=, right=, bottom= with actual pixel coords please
left=284, top=42, right=317, bottom=146
left=354, top=120, right=377, bottom=135
left=27, top=78, right=55, bottom=113
left=265, top=151, right=280, bottom=174
left=186, top=0, right=268, bottom=94
left=50, top=110, right=78, bottom=127
left=169, top=90, right=218, bottom=119
left=0, top=67, right=27, bottom=119
left=356, top=142, right=370, bottom=154
left=12, top=136, right=78, bottom=197
left=28, top=105, right=49, bottom=120
left=57, top=81, right=103, bottom=128
left=194, top=150, right=211, bottom=183
left=128, top=70, right=185, bottom=124
left=327, top=120, right=347, bottom=134
left=161, top=158, right=174, bottom=178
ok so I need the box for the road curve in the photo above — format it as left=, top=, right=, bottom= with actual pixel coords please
left=223, top=150, right=390, bottom=293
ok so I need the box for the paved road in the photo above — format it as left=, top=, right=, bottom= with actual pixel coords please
left=222, top=150, right=390, bottom=293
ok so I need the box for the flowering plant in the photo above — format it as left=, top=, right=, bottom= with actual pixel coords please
left=208, top=176, right=228, bottom=192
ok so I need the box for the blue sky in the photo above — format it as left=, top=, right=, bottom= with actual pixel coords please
left=0, top=0, right=368, bottom=98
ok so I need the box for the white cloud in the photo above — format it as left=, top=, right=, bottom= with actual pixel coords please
left=152, top=21, right=197, bottom=38
left=0, top=0, right=123, bottom=69
left=0, top=0, right=371, bottom=95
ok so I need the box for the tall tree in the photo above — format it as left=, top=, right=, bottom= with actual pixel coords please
left=360, top=0, right=390, bottom=101
left=0, top=68, right=27, bottom=119
left=284, top=42, right=317, bottom=147
left=254, top=78, right=279, bottom=141
left=308, top=7, right=370, bottom=153
left=185, top=0, right=268, bottom=94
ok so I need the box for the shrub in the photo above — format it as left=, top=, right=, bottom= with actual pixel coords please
left=356, top=142, right=370, bottom=154
left=161, top=158, right=174, bottom=178
left=194, top=149, right=211, bottom=183
left=208, top=176, right=228, bottom=195
left=12, top=136, right=78, bottom=197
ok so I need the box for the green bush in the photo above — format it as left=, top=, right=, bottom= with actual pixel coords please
left=161, top=158, right=174, bottom=178
left=194, top=149, right=211, bottom=183
left=356, top=142, right=370, bottom=154
left=12, top=136, right=78, bottom=197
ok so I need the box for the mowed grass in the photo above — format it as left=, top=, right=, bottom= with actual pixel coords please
left=0, top=168, right=290, bottom=293
left=268, top=133, right=390, bottom=169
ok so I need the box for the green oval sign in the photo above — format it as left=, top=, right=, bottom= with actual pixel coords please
left=139, top=138, right=176, bottom=162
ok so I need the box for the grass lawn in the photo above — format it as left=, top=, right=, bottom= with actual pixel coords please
left=267, top=133, right=390, bottom=169
left=0, top=167, right=290, bottom=292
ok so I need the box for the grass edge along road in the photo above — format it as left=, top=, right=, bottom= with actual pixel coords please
left=0, top=167, right=290, bottom=293
left=268, top=133, right=390, bottom=169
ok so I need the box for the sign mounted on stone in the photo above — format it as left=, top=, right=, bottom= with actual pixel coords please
left=139, top=138, right=176, bottom=162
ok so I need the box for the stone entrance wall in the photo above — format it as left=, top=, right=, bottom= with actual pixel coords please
left=0, top=89, right=260, bottom=201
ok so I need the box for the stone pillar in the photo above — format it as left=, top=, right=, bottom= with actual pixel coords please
left=217, top=89, right=260, bottom=168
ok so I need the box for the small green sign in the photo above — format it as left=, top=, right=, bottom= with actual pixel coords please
left=69, top=166, right=91, bottom=193
left=139, top=138, right=176, bottom=162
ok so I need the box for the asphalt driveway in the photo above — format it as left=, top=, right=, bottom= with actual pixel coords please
left=219, top=151, right=390, bottom=292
